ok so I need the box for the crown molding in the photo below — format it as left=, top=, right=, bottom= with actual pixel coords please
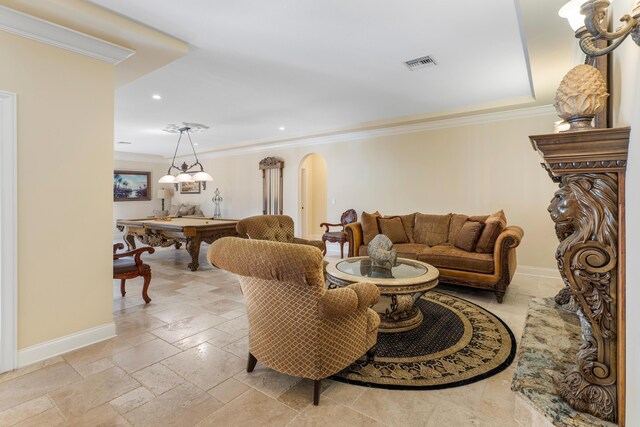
left=0, top=5, right=134, bottom=64
left=119, top=104, right=557, bottom=162
left=190, top=104, right=557, bottom=160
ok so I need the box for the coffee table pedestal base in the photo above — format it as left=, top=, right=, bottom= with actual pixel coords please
left=375, top=293, right=425, bottom=333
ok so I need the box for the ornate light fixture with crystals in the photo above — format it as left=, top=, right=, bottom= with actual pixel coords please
left=559, top=0, right=640, bottom=57
left=158, top=122, right=213, bottom=186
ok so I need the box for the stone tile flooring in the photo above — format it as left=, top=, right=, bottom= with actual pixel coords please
left=0, top=245, right=563, bottom=426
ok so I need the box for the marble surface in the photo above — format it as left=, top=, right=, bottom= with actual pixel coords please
left=511, top=298, right=617, bottom=427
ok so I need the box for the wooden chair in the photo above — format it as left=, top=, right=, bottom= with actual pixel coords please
left=113, top=243, right=155, bottom=303
left=320, top=209, right=357, bottom=258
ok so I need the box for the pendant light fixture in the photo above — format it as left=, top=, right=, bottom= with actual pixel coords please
left=158, top=122, right=213, bottom=186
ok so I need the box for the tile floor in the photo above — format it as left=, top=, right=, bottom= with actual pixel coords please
left=0, top=245, right=563, bottom=426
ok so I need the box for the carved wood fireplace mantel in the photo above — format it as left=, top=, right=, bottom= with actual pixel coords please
left=529, top=127, right=629, bottom=424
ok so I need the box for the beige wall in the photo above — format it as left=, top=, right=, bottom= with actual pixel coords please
left=113, top=159, right=169, bottom=236
left=0, top=32, right=114, bottom=349
left=172, top=112, right=560, bottom=270
left=611, top=1, right=640, bottom=424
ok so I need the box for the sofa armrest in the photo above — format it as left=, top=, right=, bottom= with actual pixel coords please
left=318, top=282, right=379, bottom=318
left=492, top=226, right=524, bottom=298
left=493, top=226, right=524, bottom=257
left=293, top=237, right=324, bottom=251
left=345, top=222, right=363, bottom=257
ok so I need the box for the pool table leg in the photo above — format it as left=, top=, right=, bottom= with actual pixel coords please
left=187, top=237, right=202, bottom=271
left=124, top=233, right=136, bottom=251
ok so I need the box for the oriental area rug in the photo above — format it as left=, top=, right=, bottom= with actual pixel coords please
left=332, top=292, right=516, bottom=389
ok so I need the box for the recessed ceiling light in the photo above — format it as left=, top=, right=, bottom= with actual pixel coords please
left=152, top=94, right=162, bottom=100
left=279, top=126, right=285, bottom=131
left=117, top=141, right=132, bottom=145
left=193, top=143, right=199, bottom=146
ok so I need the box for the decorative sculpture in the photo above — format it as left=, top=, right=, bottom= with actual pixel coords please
left=548, top=173, right=618, bottom=421
left=367, top=234, right=398, bottom=270
left=530, top=127, right=629, bottom=423
left=554, top=64, right=608, bottom=132
left=212, top=188, right=223, bottom=219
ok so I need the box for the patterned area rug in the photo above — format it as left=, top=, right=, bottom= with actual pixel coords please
left=332, top=291, right=516, bottom=389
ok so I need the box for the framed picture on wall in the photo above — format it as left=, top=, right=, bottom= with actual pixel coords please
left=114, top=171, right=151, bottom=201
left=180, top=180, right=201, bottom=194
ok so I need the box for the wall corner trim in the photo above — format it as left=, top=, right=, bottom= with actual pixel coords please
left=0, top=5, right=135, bottom=64
left=0, top=91, right=17, bottom=374
left=17, top=322, right=116, bottom=368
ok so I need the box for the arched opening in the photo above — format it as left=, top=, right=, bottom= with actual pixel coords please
left=298, top=153, right=328, bottom=240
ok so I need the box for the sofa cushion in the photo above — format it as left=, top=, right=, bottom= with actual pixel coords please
left=447, top=214, right=469, bottom=245
left=476, top=210, right=507, bottom=253
left=168, top=204, right=181, bottom=216
left=177, top=205, right=191, bottom=217
left=453, top=221, right=484, bottom=252
left=377, top=217, right=409, bottom=244
left=414, top=213, right=451, bottom=246
left=469, top=214, right=489, bottom=223
left=358, top=243, right=425, bottom=260
left=361, top=211, right=381, bottom=245
left=385, top=213, right=416, bottom=243
left=153, top=209, right=169, bottom=218
left=418, top=246, right=494, bottom=274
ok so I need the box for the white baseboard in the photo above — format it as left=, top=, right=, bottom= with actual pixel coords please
left=17, top=322, right=116, bottom=368
left=515, top=265, right=562, bottom=280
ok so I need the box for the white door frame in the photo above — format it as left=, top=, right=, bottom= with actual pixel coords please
left=299, top=167, right=307, bottom=238
left=0, top=91, right=18, bottom=373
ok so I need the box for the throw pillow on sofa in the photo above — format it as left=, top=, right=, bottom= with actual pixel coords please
left=414, top=213, right=451, bottom=246
left=168, top=204, right=181, bottom=216
left=476, top=210, right=507, bottom=253
left=448, top=214, right=469, bottom=244
left=153, top=209, right=169, bottom=218
left=177, top=205, right=191, bottom=217
left=454, top=221, right=485, bottom=252
left=361, top=211, right=381, bottom=245
left=377, top=216, right=409, bottom=244
left=385, top=213, right=416, bottom=243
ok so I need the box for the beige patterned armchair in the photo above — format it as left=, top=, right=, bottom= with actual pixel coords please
left=207, top=237, right=380, bottom=405
left=236, top=215, right=324, bottom=251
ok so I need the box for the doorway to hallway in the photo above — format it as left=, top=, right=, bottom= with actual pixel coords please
left=298, top=153, right=327, bottom=241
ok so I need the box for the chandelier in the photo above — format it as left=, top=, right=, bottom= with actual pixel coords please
left=158, top=122, right=213, bottom=185
left=559, top=0, right=640, bottom=57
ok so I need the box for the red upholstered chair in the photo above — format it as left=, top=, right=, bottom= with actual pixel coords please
left=320, top=209, right=357, bottom=258
left=113, top=243, right=155, bottom=303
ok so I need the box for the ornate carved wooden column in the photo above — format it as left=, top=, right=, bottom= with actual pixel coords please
left=259, top=157, right=284, bottom=215
left=529, top=127, right=629, bottom=423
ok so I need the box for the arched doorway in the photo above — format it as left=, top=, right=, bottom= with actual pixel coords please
left=298, top=153, right=328, bottom=240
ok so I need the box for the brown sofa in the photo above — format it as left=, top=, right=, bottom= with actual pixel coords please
left=346, top=212, right=524, bottom=303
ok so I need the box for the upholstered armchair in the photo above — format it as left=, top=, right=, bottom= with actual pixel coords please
left=207, top=237, right=380, bottom=405
left=236, top=215, right=324, bottom=251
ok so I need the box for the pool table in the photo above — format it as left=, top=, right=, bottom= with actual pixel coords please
left=116, top=217, right=239, bottom=271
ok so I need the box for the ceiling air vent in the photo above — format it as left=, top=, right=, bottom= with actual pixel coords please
left=404, top=55, right=437, bottom=71
left=117, top=141, right=132, bottom=145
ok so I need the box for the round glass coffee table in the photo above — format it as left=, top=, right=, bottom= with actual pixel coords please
left=325, top=256, right=439, bottom=333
